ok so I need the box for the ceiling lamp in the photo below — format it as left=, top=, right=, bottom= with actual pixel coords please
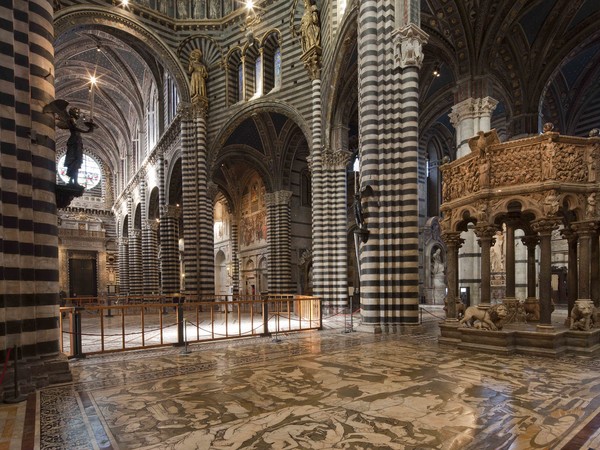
left=432, top=64, right=441, bottom=78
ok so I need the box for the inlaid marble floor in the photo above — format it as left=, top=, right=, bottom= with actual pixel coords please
left=8, top=307, right=600, bottom=449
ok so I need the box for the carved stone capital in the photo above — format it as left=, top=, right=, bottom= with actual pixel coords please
left=441, top=232, right=464, bottom=249
left=449, top=97, right=498, bottom=127
left=160, top=204, right=181, bottom=219
left=118, top=236, right=129, bottom=246
left=265, top=190, right=293, bottom=207
left=131, top=229, right=142, bottom=239
left=301, top=46, right=322, bottom=80
left=322, top=148, right=352, bottom=171
left=393, top=24, right=429, bottom=69
left=144, top=219, right=160, bottom=232
left=521, top=235, right=541, bottom=249
left=531, top=219, right=560, bottom=236
left=177, top=101, right=207, bottom=119
left=473, top=224, right=497, bottom=242
left=571, top=220, right=598, bottom=237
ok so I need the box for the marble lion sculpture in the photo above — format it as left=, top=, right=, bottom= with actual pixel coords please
left=459, top=304, right=508, bottom=331
left=570, top=301, right=594, bottom=331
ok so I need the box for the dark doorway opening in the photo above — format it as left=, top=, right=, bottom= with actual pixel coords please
left=69, top=256, right=97, bottom=297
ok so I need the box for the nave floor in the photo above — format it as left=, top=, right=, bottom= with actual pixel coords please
left=3, top=307, right=600, bottom=449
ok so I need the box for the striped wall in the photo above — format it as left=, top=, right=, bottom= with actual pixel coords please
left=0, top=0, right=71, bottom=390
left=230, top=221, right=240, bottom=295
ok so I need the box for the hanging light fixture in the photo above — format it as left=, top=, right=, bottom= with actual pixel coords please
left=432, top=64, right=441, bottom=78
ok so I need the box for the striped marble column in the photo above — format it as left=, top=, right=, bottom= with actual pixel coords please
left=0, top=0, right=71, bottom=388
left=179, top=104, right=199, bottom=298
left=129, top=229, right=143, bottom=295
left=196, top=123, right=214, bottom=297
left=357, top=1, right=428, bottom=329
left=143, top=219, right=160, bottom=295
left=266, top=191, right=294, bottom=294
left=118, top=237, right=130, bottom=295
left=230, top=220, right=240, bottom=296
left=159, top=205, right=181, bottom=295
left=319, top=149, right=352, bottom=307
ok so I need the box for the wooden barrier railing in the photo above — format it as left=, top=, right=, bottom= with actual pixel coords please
left=59, top=295, right=322, bottom=357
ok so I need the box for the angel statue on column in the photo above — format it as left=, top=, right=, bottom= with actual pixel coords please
left=44, top=99, right=97, bottom=187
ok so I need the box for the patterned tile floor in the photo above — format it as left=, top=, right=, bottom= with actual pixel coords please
left=3, top=306, right=600, bottom=449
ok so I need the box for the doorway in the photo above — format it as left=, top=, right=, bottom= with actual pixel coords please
left=68, top=253, right=98, bottom=297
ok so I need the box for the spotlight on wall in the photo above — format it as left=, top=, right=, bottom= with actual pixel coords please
left=121, top=0, right=129, bottom=6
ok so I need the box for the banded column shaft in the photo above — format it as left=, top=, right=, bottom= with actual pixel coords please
left=532, top=220, right=560, bottom=326
left=129, top=229, right=143, bottom=295
left=159, top=205, right=181, bottom=295
left=561, top=230, right=578, bottom=315
left=309, top=77, right=326, bottom=302
left=0, top=0, right=61, bottom=366
left=118, top=237, right=130, bottom=295
left=266, top=191, right=293, bottom=293
left=180, top=110, right=199, bottom=298
left=505, top=221, right=516, bottom=299
left=573, top=222, right=596, bottom=302
left=521, top=236, right=539, bottom=300
left=230, top=220, right=240, bottom=295
left=318, top=149, right=351, bottom=307
left=140, top=179, right=159, bottom=294
left=127, top=196, right=142, bottom=295
left=442, top=233, right=464, bottom=319
left=143, top=220, right=160, bottom=294
left=475, top=225, right=496, bottom=305
left=358, top=1, right=427, bottom=327
left=591, top=232, right=599, bottom=306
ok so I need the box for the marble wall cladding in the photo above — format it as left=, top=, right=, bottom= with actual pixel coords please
left=37, top=327, right=600, bottom=450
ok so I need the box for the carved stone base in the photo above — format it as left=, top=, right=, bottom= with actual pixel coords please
left=439, top=324, right=600, bottom=357
left=55, top=183, right=84, bottom=209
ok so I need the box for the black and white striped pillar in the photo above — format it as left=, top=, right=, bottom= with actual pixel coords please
left=266, top=191, right=294, bottom=294
left=159, top=205, right=181, bottom=295
left=0, top=0, right=71, bottom=387
left=118, top=236, right=130, bottom=295
left=357, top=1, right=428, bottom=328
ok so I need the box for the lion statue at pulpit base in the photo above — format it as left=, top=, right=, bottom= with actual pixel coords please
left=459, top=304, right=508, bottom=331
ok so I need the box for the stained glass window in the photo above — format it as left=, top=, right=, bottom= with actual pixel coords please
left=274, top=48, right=281, bottom=89
left=255, top=55, right=262, bottom=96
left=58, top=153, right=102, bottom=190
left=238, top=64, right=243, bottom=102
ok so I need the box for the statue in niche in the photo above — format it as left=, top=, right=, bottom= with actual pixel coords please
left=587, top=193, right=597, bottom=219
left=188, top=49, right=208, bottom=101
left=158, top=0, right=169, bottom=15
left=431, top=247, right=447, bottom=304
left=209, top=0, right=220, bottom=19
left=541, top=138, right=557, bottom=180
left=491, top=229, right=505, bottom=273
left=43, top=99, right=97, bottom=186
left=177, top=0, right=188, bottom=18
left=193, top=0, right=204, bottom=18
left=299, top=0, right=321, bottom=53
left=223, top=0, right=232, bottom=16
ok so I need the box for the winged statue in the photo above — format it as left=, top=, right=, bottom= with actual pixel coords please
left=43, top=99, right=97, bottom=186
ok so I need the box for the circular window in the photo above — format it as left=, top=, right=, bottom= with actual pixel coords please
left=58, top=154, right=102, bottom=190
